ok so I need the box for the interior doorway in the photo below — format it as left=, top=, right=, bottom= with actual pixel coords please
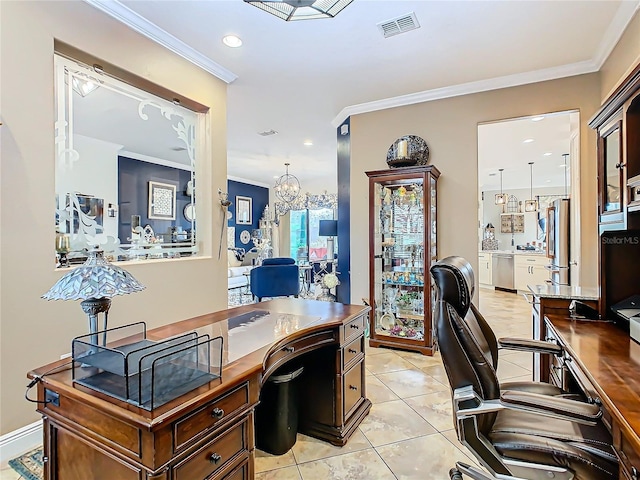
left=477, top=110, right=580, bottom=298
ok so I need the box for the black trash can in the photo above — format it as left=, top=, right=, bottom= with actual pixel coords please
left=255, top=366, right=304, bottom=455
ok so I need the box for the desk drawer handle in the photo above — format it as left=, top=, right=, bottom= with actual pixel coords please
left=349, top=385, right=358, bottom=391
left=209, top=453, right=222, bottom=464
left=211, top=407, right=224, bottom=419
left=350, top=324, right=360, bottom=330
left=283, top=346, right=295, bottom=353
left=348, top=348, right=357, bottom=354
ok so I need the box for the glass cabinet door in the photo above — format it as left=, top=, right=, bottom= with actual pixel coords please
left=373, top=181, right=426, bottom=340
left=601, top=121, right=623, bottom=213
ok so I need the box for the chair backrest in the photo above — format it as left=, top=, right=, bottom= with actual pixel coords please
left=430, top=256, right=501, bottom=434
left=262, top=257, right=296, bottom=266
left=430, top=256, right=499, bottom=370
left=250, top=258, right=299, bottom=300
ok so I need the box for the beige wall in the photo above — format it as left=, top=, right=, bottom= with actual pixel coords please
left=600, top=9, right=640, bottom=102
left=0, top=1, right=228, bottom=434
left=349, top=74, right=602, bottom=305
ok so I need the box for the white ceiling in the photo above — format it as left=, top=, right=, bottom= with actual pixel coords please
left=85, top=0, right=639, bottom=191
left=478, top=111, right=576, bottom=192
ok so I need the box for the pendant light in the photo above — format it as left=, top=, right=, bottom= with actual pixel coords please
left=495, top=168, right=508, bottom=205
left=524, top=162, right=538, bottom=212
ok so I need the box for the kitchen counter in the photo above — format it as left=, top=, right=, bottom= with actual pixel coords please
left=480, top=250, right=546, bottom=255
left=527, top=284, right=599, bottom=300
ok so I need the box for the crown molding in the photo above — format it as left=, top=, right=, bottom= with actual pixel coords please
left=592, top=0, right=640, bottom=69
left=83, top=0, right=238, bottom=84
left=331, top=60, right=598, bottom=127
left=332, top=1, right=640, bottom=127
left=227, top=176, right=272, bottom=189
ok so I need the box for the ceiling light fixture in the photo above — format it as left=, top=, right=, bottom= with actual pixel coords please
left=274, top=162, right=301, bottom=204
left=303, top=140, right=313, bottom=146
left=222, top=35, right=243, bottom=48
left=243, top=0, right=354, bottom=21
left=544, top=152, right=552, bottom=156
left=523, top=138, right=534, bottom=144
left=531, top=116, right=545, bottom=122
left=495, top=168, right=508, bottom=205
left=524, top=162, right=538, bottom=212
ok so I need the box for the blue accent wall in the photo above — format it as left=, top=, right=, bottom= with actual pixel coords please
left=336, top=117, right=351, bottom=304
left=227, top=180, right=269, bottom=250
left=117, top=156, right=192, bottom=242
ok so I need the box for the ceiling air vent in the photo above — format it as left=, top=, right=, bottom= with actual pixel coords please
left=377, top=12, right=420, bottom=38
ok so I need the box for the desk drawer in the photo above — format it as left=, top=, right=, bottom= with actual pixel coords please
left=343, top=336, right=363, bottom=369
left=343, top=360, right=363, bottom=420
left=617, top=426, right=640, bottom=480
left=343, top=315, right=365, bottom=343
left=174, top=383, right=251, bottom=451
left=264, top=330, right=336, bottom=378
left=173, top=416, right=249, bottom=480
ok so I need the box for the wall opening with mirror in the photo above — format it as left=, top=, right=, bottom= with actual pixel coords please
left=478, top=110, right=581, bottom=289
left=54, top=54, right=204, bottom=265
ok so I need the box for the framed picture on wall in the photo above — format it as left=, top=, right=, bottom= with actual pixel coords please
left=148, top=181, right=176, bottom=220
left=236, top=196, right=252, bottom=225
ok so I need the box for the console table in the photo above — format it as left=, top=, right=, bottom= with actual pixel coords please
left=544, top=314, right=640, bottom=480
left=28, top=299, right=371, bottom=480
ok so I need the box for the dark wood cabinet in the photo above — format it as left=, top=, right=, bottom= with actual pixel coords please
left=366, top=165, right=440, bottom=355
left=590, top=63, right=640, bottom=234
left=590, top=63, right=640, bottom=320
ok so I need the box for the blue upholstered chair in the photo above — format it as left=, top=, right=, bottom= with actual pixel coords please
left=250, top=258, right=300, bottom=302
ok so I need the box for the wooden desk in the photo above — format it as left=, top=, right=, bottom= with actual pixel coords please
left=545, top=314, right=640, bottom=480
left=29, top=299, right=371, bottom=480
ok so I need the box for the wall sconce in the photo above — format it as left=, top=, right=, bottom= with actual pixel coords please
left=495, top=168, right=508, bottom=205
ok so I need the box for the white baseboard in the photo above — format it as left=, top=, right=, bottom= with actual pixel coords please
left=0, top=420, right=42, bottom=465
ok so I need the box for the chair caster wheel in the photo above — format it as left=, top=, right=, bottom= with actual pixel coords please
left=449, top=468, right=463, bottom=480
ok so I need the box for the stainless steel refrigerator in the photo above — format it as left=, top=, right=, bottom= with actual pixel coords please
left=546, top=198, right=570, bottom=286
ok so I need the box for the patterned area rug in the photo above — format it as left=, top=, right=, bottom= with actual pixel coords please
left=8, top=447, right=43, bottom=480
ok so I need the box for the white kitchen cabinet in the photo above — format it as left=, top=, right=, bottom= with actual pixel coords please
left=478, top=252, right=493, bottom=286
left=514, top=254, right=549, bottom=291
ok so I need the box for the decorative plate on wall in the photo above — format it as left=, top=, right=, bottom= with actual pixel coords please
left=240, top=229, right=251, bottom=244
left=184, top=203, right=195, bottom=222
left=386, top=135, right=430, bottom=168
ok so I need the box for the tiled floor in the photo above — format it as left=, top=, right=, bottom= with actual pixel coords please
left=254, top=287, right=532, bottom=479
left=1, top=287, right=531, bottom=480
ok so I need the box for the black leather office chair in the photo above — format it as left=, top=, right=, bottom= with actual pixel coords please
left=430, top=256, right=617, bottom=480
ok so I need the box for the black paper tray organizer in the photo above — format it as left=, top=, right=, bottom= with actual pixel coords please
left=72, top=322, right=223, bottom=410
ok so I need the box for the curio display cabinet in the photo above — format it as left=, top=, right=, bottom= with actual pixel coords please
left=366, top=165, right=439, bottom=355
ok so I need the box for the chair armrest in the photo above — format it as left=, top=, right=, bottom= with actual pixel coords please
left=498, top=337, right=562, bottom=356
left=500, top=390, right=601, bottom=425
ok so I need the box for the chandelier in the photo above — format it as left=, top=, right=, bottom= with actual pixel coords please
left=244, top=0, right=354, bottom=21
left=274, top=163, right=301, bottom=204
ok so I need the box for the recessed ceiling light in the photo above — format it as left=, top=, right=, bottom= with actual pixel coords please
left=222, top=35, right=243, bottom=48
left=531, top=116, right=545, bottom=122
left=546, top=180, right=552, bottom=183
left=543, top=152, right=552, bottom=156
left=523, top=138, right=534, bottom=144
left=303, top=140, right=313, bottom=146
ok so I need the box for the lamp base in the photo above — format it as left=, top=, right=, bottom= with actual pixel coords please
left=316, top=286, right=336, bottom=302
left=326, top=237, right=335, bottom=261
left=81, top=297, right=112, bottom=347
